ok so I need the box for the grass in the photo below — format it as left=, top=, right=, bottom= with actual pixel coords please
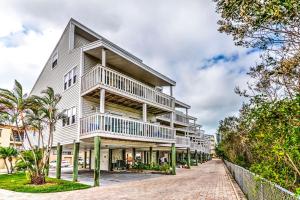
left=0, top=173, right=91, bottom=193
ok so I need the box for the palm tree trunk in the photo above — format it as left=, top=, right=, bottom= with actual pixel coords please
left=8, top=157, right=13, bottom=174
left=3, top=158, right=9, bottom=174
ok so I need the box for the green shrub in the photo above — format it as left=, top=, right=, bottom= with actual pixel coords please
left=160, top=163, right=171, bottom=174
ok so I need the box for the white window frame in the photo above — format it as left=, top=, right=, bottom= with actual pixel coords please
left=62, top=106, right=77, bottom=127
left=51, top=51, right=58, bottom=69
left=63, top=66, right=77, bottom=91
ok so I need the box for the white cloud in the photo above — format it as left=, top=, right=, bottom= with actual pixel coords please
left=0, top=0, right=260, bottom=135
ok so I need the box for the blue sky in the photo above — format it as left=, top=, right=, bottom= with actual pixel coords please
left=0, top=0, right=260, bottom=135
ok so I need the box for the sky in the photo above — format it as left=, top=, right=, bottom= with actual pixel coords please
left=0, top=0, right=260, bottom=135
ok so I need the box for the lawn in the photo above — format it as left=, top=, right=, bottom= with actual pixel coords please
left=0, top=173, right=90, bottom=193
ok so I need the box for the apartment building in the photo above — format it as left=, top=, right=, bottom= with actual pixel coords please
left=30, top=18, right=210, bottom=185
left=0, top=125, right=24, bottom=171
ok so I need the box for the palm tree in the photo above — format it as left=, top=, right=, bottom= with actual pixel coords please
left=0, top=81, right=62, bottom=184
left=31, top=87, right=63, bottom=181
left=0, top=146, right=18, bottom=174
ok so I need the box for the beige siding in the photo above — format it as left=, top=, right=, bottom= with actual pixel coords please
left=82, top=98, right=157, bottom=123
left=74, top=34, right=91, bottom=49
left=31, top=26, right=82, bottom=145
left=83, top=54, right=100, bottom=74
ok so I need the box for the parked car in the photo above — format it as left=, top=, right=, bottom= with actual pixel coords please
left=49, top=160, right=56, bottom=168
left=49, top=160, right=70, bottom=168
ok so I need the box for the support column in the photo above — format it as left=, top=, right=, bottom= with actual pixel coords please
left=89, top=149, right=92, bottom=170
left=83, top=151, right=87, bottom=169
left=73, top=141, right=80, bottom=182
left=94, top=136, right=101, bottom=187
left=156, top=151, right=160, bottom=164
left=195, top=150, right=198, bottom=166
left=56, top=143, right=62, bottom=179
left=132, top=148, right=136, bottom=165
left=99, top=88, right=105, bottom=113
left=143, top=151, right=147, bottom=164
left=171, top=143, right=176, bottom=175
left=187, top=147, right=191, bottom=169
left=142, top=103, right=147, bottom=122
left=122, top=149, right=126, bottom=168
left=108, top=149, right=113, bottom=171
left=199, top=152, right=202, bottom=164
left=149, top=147, right=153, bottom=166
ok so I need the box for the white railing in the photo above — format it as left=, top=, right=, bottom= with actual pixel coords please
left=80, top=113, right=175, bottom=142
left=157, top=111, right=189, bottom=125
left=175, top=111, right=189, bottom=124
left=81, top=64, right=173, bottom=109
left=175, top=135, right=190, bottom=147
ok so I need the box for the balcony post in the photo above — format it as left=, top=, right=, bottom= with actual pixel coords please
left=102, top=48, right=106, bottom=67
left=170, top=112, right=174, bottom=128
left=170, top=86, right=173, bottom=97
left=187, top=147, right=191, bottom=169
left=94, top=136, right=101, bottom=187
left=73, top=141, right=80, bottom=182
left=171, top=143, right=176, bottom=175
left=156, top=151, right=160, bottom=164
left=99, top=88, right=105, bottom=113
left=56, top=143, right=62, bottom=179
left=142, top=103, right=147, bottom=122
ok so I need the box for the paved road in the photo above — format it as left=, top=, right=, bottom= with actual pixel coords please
left=0, top=159, right=245, bottom=200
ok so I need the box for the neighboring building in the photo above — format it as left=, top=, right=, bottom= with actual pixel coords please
left=0, top=125, right=24, bottom=171
left=30, top=18, right=210, bottom=182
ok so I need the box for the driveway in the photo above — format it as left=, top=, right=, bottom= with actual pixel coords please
left=0, top=159, right=246, bottom=200
left=48, top=168, right=162, bottom=186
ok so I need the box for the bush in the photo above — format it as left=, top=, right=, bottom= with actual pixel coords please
left=160, top=163, right=171, bottom=174
left=191, top=159, right=197, bottom=166
left=132, top=162, right=171, bottom=173
left=177, top=160, right=187, bottom=166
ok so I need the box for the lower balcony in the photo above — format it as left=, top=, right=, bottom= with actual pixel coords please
left=80, top=113, right=175, bottom=143
left=190, top=142, right=202, bottom=152
left=175, top=135, right=190, bottom=148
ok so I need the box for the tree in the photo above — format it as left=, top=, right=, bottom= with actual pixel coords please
left=31, top=87, right=63, bottom=181
left=0, top=146, right=18, bottom=174
left=214, top=0, right=300, bottom=100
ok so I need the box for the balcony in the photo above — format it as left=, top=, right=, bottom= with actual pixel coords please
left=156, top=111, right=189, bottom=125
left=175, top=135, right=190, bottom=148
left=81, top=65, right=173, bottom=110
left=190, top=142, right=202, bottom=152
left=80, top=113, right=175, bottom=143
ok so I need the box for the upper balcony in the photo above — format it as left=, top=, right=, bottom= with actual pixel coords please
left=80, top=113, right=175, bottom=143
left=81, top=64, right=174, bottom=111
left=175, top=135, right=190, bottom=148
left=156, top=110, right=190, bottom=126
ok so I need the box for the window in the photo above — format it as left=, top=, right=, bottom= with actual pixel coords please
left=62, top=107, right=77, bottom=127
left=67, top=109, right=71, bottom=125
left=52, top=51, right=58, bottom=69
left=71, top=107, right=76, bottom=124
left=64, top=67, right=77, bottom=90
